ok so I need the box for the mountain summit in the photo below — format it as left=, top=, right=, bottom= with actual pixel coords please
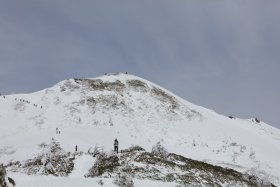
left=0, top=73, right=280, bottom=185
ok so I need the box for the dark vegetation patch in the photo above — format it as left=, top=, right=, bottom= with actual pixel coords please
left=126, top=80, right=148, bottom=92
left=86, top=97, right=96, bottom=107
left=84, top=95, right=126, bottom=111
left=60, top=80, right=80, bottom=92
left=8, top=177, right=16, bottom=186
left=85, top=144, right=275, bottom=187
left=150, top=87, right=178, bottom=109
left=86, top=154, right=120, bottom=177
left=96, top=95, right=118, bottom=107
left=74, top=79, right=125, bottom=92
left=120, top=145, right=146, bottom=153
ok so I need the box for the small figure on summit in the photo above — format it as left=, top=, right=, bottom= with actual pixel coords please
left=114, top=138, right=119, bottom=154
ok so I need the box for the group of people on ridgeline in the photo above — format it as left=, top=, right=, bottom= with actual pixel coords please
left=17, top=98, right=43, bottom=109
left=104, top=72, right=128, bottom=75
left=0, top=94, right=43, bottom=109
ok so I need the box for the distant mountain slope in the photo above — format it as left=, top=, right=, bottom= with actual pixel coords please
left=0, top=73, right=280, bottom=185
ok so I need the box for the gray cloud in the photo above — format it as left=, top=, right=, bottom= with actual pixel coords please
left=0, top=0, right=279, bottom=128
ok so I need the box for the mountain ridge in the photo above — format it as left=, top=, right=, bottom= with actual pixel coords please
left=0, top=73, right=280, bottom=185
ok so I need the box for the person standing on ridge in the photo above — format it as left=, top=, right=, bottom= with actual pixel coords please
left=114, top=139, right=119, bottom=154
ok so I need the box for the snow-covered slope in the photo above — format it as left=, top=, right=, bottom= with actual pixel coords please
left=1, top=73, right=280, bottom=185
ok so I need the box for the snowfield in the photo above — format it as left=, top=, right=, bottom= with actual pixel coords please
left=9, top=172, right=177, bottom=187
left=1, top=73, right=280, bottom=186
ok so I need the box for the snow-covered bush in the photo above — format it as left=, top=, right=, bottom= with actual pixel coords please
left=86, top=154, right=120, bottom=177
left=151, top=142, right=168, bottom=159
left=12, top=139, right=74, bottom=176
left=245, top=167, right=273, bottom=187
left=113, top=173, right=134, bottom=187
left=49, top=138, right=62, bottom=154
left=88, top=145, right=105, bottom=158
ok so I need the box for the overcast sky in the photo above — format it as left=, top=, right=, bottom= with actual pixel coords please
left=0, top=1, right=279, bottom=128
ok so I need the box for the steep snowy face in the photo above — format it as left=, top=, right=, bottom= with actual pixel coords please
left=0, top=73, right=280, bottom=185
left=52, top=74, right=202, bottom=126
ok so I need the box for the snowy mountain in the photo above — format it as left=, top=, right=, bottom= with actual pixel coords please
left=0, top=72, right=280, bottom=186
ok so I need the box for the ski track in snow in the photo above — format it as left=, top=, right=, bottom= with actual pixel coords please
left=70, top=154, right=96, bottom=178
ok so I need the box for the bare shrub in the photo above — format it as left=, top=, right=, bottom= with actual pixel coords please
left=88, top=145, right=105, bottom=158
left=120, top=145, right=145, bottom=153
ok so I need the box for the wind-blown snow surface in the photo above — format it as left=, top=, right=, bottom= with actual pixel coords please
left=1, top=73, right=280, bottom=185
left=9, top=172, right=177, bottom=187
